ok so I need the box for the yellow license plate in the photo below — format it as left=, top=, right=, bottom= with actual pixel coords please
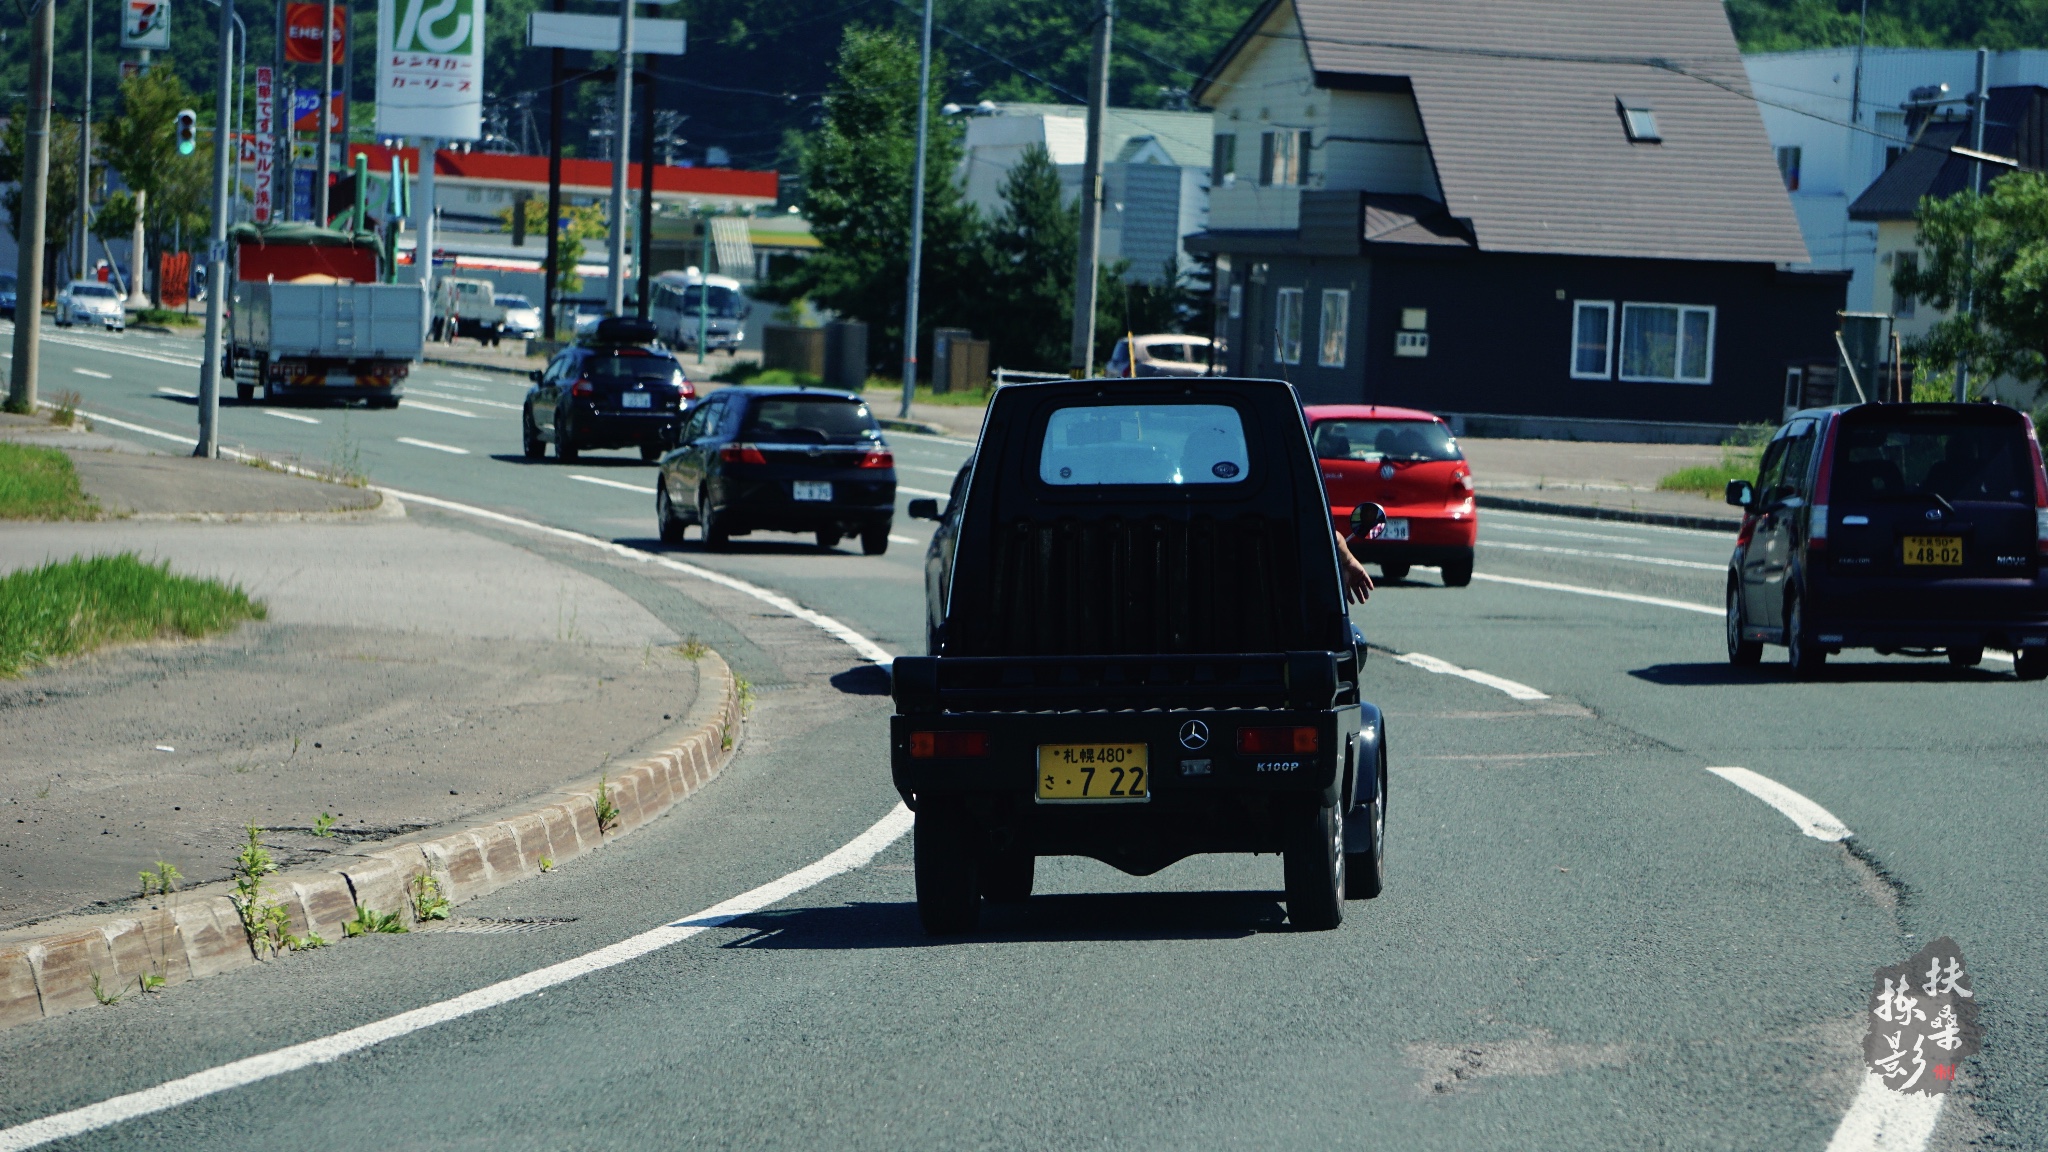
left=1903, top=536, right=1964, bottom=566
left=1036, top=743, right=1149, bottom=802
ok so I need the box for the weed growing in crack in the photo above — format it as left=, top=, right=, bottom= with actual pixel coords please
left=139, top=972, right=166, bottom=993
left=411, top=873, right=451, bottom=922
left=735, top=677, right=756, bottom=715
left=677, top=636, right=708, bottom=661
left=593, top=774, right=621, bottom=833
left=344, top=905, right=407, bottom=936
left=230, top=825, right=291, bottom=958
left=539, top=855, right=555, bottom=873
left=90, top=973, right=122, bottom=1006
left=312, top=813, right=337, bottom=838
left=139, top=860, right=182, bottom=897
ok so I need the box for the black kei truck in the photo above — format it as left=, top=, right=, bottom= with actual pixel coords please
left=890, top=378, right=1388, bottom=934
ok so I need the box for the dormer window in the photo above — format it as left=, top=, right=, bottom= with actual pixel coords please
left=1618, top=99, right=1661, bottom=144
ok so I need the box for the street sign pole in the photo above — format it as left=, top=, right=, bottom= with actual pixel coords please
left=606, top=0, right=634, bottom=315
left=6, top=0, right=53, bottom=416
left=76, top=0, right=93, bottom=283
left=1068, top=0, right=1112, bottom=379
left=898, top=0, right=933, bottom=417
left=543, top=0, right=564, bottom=340
left=197, top=0, right=236, bottom=457
left=317, top=0, right=335, bottom=224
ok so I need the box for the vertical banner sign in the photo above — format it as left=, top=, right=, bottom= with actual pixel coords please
left=120, top=0, right=171, bottom=50
left=375, top=0, right=485, bottom=140
left=253, top=65, right=275, bottom=222
left=283, top=3, right=347, bottom=64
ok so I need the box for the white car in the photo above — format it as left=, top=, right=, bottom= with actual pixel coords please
left=497, top=294, right=542, bottom=339
left=56, top=281, right=126, bottom=331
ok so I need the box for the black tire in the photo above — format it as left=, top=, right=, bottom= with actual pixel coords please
left=1379, top=562, right=1410, bottom=582
left=639, top=444, right=662, bottom=463
left=698, top=490, right=730, bottom=551
left=815, top=529, right=842, bottom=549
left=1948, top=646, right=1984, bottom=668
left=1283, top=798, right=1345, bottom=930
left=861, top=524, right=890, bottom=556
left=1787, top=593, right=1826, bottom=678
left=915, top=799, right=981, bottom=935
left=555, top=416, right=579, bottom=462
left=2016, top=648, right=2048, bottom=681
left=656, top=482, right=687, bottom=546
left=236, top=382, right=254, bottom=403
left=1344, top=740, right=1386, bottom=900
left=523, top=412, right=546, bottom=460
left=1727, top=583, right=1763, bottom=667
left=981, top=851, right=1034, bottom=904
left=1440, top=556, right=1474, bottom=587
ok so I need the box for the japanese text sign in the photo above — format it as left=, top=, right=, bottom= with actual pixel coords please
left=374, top=0, right=484, bottom=141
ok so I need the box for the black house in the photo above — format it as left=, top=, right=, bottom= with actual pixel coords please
left=1186, top=0, right=1848, bottom=438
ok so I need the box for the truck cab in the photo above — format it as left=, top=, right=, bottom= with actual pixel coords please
left=890, top=378, right=1387, bottom=934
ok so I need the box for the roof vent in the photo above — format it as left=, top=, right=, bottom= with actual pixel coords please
left=1617, top=98, right=1661, bottom=144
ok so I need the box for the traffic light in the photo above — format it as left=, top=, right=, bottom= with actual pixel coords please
left=174, top=110, right=198, bottom=156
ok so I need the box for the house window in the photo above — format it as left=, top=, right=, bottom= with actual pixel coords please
left=1318, top=289, right=1349, bottom=367
left=1274, top=287, right=1304, bottom=364
left=1570, top=300, right=1614, bottom=379
left=1619, top=303, right=1715, bottom=384
left=1259, top=130, right=1312, bottom=187
left=1617, top=99, right=1661, bottom=144
left=1892, top=252, right=1917, bottom=319
left=1776, top=146, right=1801, bottom=191
left=1212, top=134, right=1237, bottom=187
left=1228, top=283, right=1243, bottom=319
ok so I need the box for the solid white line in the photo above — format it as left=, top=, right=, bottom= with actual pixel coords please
left=1704, top=767, right=1853, bottom=842
left=1487, top=520, right=1692, bottom=546
left=1484, top=505, right=1724, bottom=539
left=409, top=389, right=522, bottom=410
left=39, top=332, right=202, bottom=368
left=897, top=486, right=950, bottom=499
left=1482, top=539, right=1725, bottom=571
left=1471, top=572, right=1722, bottom=617
left=569, top=473, right=657, bottom=495
left=263, top=410, right=321, bottom=425
left=401, top=399, right=482, bottom=418
left=395, top=437, right=470, bottom=455
left=1824, top=1072, right=1945, bottom=1151
left=71, top=368, right=111, bottom=379
left=1393, top=651, right=1550, bottom=701
left=0, top=804, right=915, bottom=1152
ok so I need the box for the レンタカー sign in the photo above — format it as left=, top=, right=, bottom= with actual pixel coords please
left=120, top=0, right=170, bottom=50
left=375, top=0, right=484, bottom=141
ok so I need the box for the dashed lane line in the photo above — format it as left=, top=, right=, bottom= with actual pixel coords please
left=0, top=805, right=915, bottom=1152
left=897, top=464, right=961, bottom=478
left=569, top=474, right=657, bottom=495
left=1481, top=540, right=1725, bottom=572
left=263, top=410, right=321, bottom=425
left=1703, top=766, right=1852, bottom=842
left=409, top=389, right=523, bottom=410
left=1470, top=572, right=1723, bottom=617
left=72, top=368, right=111, bottom=379
left=395, top=437, right=470, bottom=455
left=897, top=486, right=949, bottom=499
left=155, top=387, right=196, bottom=399
left=1392, top=651, right=1550, bottom=701
left=402, top=399, right=483, bottom=418
left=1826, top=1073, right=1944, bottom=1152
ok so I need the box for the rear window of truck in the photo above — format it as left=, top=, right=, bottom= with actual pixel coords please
left=1834, top=417, right=2034, bottom=504
left=1038, top=403, right=1250, bottom=486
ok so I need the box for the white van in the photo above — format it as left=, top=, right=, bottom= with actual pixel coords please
left=650, top=268, right=749, bottom=353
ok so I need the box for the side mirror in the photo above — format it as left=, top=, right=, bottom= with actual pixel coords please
left=1725, top=479, right=1754, bottom=508
left=529, top=370, right=544, bottom=384
left=1349, top=502, right=1387, bottom=536
left=907, top=498, right=941, bottom=522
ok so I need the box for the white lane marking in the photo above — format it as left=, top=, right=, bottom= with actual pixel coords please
left=1471, top=572, right=1722, bottom=617
left=0, top=804, right=916, bottom=1152
left=1487, top=521, right=1689, bottom=546
left=889, top=535, right=920, bottom=545
left=1704, top=767, right=1853, bottom=842
left=569, top=473, right=657, bottom=495
left=443, top=371, right=494, bottom=382
left=39, top=332, right=202, bottom=368
left=409, top=389, right=522, bottom=411
left=1825, top=1072, right=1944, bottom=1152
left=897, top=486, right=949, bottom=499
left=72, top=368, right=112, bottom=379
left=155, top=387, right=197, bottom=399
left=1485, top=506, right=1723, bottom=539
left=1393, top=651, right=1550, bottom=701
left=401, top=399, right=482, bottom=418
left=66, top=407, right=899, bottom=668
left=1483, top=540, right=1725, bottom=572
left=396, top=437, right=470, bottom=455
left=897, top=464, right=961, bottom=478
left=263, top=410, right=321, bottom=425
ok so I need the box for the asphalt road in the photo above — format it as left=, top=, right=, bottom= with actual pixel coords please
left=3, top=320, right=2042, bottom=1150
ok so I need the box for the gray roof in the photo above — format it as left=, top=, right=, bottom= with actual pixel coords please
left=1199, top=0, right=1810, bottom=264
left=1848, top=88, right=2048, bottom=221
left=995, top=103, right=1214, bottom=169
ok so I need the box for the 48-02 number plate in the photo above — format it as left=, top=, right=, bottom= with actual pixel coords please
left=1036, top=743, right=1149, bottom=802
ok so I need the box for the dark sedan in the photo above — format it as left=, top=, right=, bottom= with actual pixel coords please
left=523, top=321, right=694, bottom=463
left=656, top=386, right=897, bottom=554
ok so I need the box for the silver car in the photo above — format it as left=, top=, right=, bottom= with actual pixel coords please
left=55, top=281, right=126, bottom=331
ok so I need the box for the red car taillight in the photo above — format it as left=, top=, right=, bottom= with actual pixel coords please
left=570, top=378, right=593, bottom=398
left=2026, top=417, right=2048, bottom=556
left=720, top=443, right=767, bottom=465
left=1236, top=726, right=1319, bottom=754
left=859, top=450, right=894, bottom=469
left=908, top=731, right=990, bottom=758
left=1452, top=470, right=1474, bottom=494
left=1807, top=416, right=1841, bottom=554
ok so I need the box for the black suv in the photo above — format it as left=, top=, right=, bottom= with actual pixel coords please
left=1725, top=402, right=2048, bottom=678
left=523, top=318, right=694, bottom=462
left=655, top=386, right=898, bottom=553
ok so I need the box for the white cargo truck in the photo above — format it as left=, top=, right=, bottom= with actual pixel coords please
left=225, top=223, right=426, bottom=407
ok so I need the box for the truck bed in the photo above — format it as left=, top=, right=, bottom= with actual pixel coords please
left=231, top=281, right=426, bottom=361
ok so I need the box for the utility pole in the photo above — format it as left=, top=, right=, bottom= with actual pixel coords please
left=607, top=0, right=635, bottom=315
left=317, top=0, right=336, bottom=223
left=197, top=0, right=238, bottom=457
left=898, top=0, right=934, bottom=417
left=6, top=0, right=54, bottom=415
left=1954, top=46, right=1988, bottom=404
left=1068, top=0, right=1113, bottom=378
left=77, top=0, right=94, bottom=284
left=637, top=68, right=655, bottom=320
left=417, top=137, right=438, bottom=307
left=543, top=0, right=565, bottom=340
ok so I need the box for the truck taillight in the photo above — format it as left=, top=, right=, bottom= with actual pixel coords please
left=720, top=443, right=767, bottom=465
left=1237, top=726, right=1319, bottom=754
left=859, top=450, right=894, bottom=469
left=909, top=731, right=990, bottom=758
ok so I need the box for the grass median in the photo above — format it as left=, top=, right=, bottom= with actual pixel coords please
left=0, top=553, right=266, bottom=677
left=1657, top=425, right=1772, bottom=499
left=0, top=442, right=100, bottom=520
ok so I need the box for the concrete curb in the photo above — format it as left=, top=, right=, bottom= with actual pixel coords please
left=1476, top=493, right=1741, bottom=533
left=0, top=652, right=743, bottom=1032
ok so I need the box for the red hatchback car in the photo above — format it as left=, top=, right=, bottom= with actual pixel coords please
left=1305, top=405, right=1477, bottom=585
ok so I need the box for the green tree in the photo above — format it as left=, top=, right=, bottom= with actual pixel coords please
left=1726, top=0, right=2048, bottom=51
left=975, top=144, right=1075, bottom=370
left=781, top=27, right=981, bottom=375
left=98, top=68, right=213, bottom=298
left=1892, top=171, right=2048, bottom=394
left=502, top=199, right=608, bottom=295
left=0, top=110, right=81, bottom=303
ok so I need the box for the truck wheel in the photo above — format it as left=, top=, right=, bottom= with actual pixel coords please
left=1345, top=741, right=1386, bottom=900
left=1283, top=798, right=1345, bottom=930
left=981, top=851, right=1034, bottom=904
left=915, top=798, right=981, bottom=935
left=656, top=482, right=687, bottom=546
left=236, top=383, right=254, bottom=403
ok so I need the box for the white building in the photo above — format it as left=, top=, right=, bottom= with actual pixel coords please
left=957, top=104, right=1212, bottom=284
left=1744, top=47, right=2048, bottom=310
